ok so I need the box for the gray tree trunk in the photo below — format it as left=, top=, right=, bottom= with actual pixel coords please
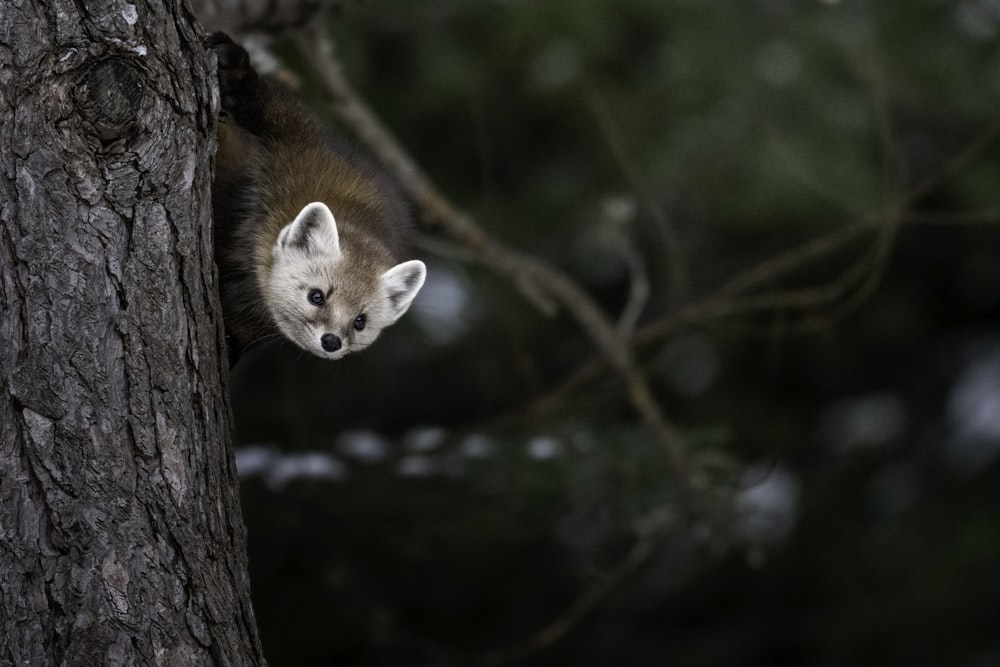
left=0, top=2, right=265, bottom=665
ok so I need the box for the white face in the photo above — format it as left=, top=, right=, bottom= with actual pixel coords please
left=264, top=203, right=426, bottom=360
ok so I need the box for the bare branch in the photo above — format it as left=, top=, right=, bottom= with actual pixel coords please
left=901, top=208, right=1000, bottom=225
left=902, top=109, right=1000, bottom=206
left=858, top=0, right=902, bottom=202
left=616, top=239, right=651, bottom=340
left=191, top=0, right=333, bottom=34
left=480, top=508, right=677, bottom=666
left=713, top=217, right=875, bottom=299
left=586, top=87, right=690, bottom=308
left=766, top=129, right=867, bottom=216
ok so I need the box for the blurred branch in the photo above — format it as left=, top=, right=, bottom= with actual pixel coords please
left=616, top=238, right=651, bottom=340
left=903, top=109, right=1000, bottom=205
left=902, top=208, right=1000, bottom=225
left=712, top=217, right=875, bottom=299
left=858, top=0, right=901, bottom=202
left=480, top=507, right=676, bottom=666
left=642, top=102, right=1000, bottom=339
left=766, top=130, right=866, bottom=216
left=296, top=25, right=744, bottom=544
left=191, top=0, right=335, bottom=34
left=463, top=103, right=1000, bottom=436
left=586, top=88, right=690, bottom=309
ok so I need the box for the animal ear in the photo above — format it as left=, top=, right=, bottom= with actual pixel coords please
left=275, top=202, right=340, bottom=256
left=380, top=260, right=426, bottom=323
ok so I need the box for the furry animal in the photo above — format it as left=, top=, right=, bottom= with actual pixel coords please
left=207, top=33, right=426, bottom=365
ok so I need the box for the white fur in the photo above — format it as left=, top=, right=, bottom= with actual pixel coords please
left=263, top=202, right=426, bottom=360
left=381, top=260, right=427, bottom=324
left=276, top=202, right=341, bottom=256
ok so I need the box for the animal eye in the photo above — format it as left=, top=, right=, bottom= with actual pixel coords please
left=353, top=314, right=366, bottom=331
left=307, top=288, right=325, bottom=306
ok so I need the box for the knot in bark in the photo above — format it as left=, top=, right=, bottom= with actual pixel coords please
left=76, top=57, right=144, bottom=148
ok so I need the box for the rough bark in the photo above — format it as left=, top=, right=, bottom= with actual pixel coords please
left=0, top=2, right=265, bottom=665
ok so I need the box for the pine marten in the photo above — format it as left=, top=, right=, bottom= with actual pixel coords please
left=207, top=32, right=426, bottom=366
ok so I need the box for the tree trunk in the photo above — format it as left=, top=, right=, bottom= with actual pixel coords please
left=0, top=2, right=265, bottom=665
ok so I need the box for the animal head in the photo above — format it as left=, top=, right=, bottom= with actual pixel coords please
left=265, top=202, right=426, bottom=360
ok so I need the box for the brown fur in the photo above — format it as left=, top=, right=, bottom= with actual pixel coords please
left=210, top=41, right=412, bottom=362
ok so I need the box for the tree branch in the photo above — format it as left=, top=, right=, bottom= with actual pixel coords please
left=191, top=0, right=334, bottom=34
left=480, top=508, right=676, bottom=666
left=585, top=87, right=689, bottom=310
left=296, top=25, right=745, bottom=543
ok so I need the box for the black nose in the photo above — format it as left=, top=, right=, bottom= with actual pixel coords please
left=321, top=334, right=342, bottom=352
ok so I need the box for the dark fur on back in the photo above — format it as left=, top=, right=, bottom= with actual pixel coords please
left=208, top=33, right=412, bottom=365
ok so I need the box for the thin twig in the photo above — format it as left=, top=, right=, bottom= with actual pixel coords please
left=479, top=508, right=676, bottom=666
left=586, top=87, right=690, bottom=308
left=902, top=109, right=1000, bottom=206
left=766, top=129, right=866, bottom=216
left=858, top=0, right=901, bottom=203
left=713, top=217, right=875, bottom=298
left=616, top=239, right=650, bottom=340
left=901, top=208, right=1000, bottom=225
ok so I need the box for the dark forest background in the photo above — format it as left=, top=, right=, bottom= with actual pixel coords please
left=220, top=1, right=1000, bottom=664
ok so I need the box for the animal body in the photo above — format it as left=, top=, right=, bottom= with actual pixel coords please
left=208, top=33, right=426, bottom=365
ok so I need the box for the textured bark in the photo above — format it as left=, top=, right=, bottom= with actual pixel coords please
left=0, top=2, right=265, bottom=665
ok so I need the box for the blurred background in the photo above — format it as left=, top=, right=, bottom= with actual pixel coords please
left=215, top=1, right=1000, bottom=664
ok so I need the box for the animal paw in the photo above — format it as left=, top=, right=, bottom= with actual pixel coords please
left=206, top=32, right=256, bottom=114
